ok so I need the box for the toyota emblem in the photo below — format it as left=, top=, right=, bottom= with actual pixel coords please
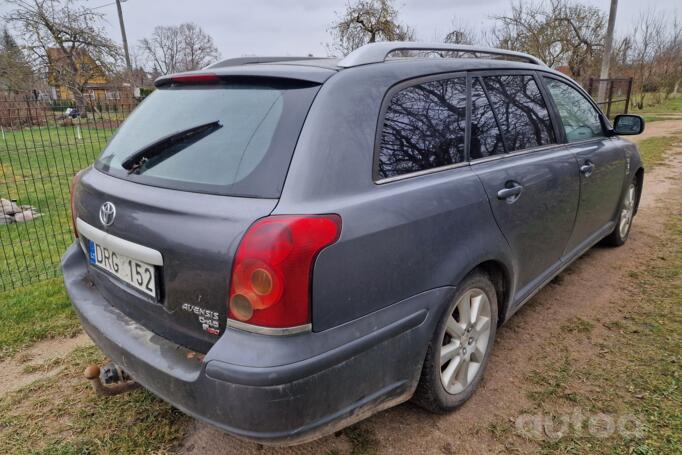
left=99, top=202, right=116, bottom=227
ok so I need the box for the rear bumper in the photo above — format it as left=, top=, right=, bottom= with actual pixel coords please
left=62, top=243, right=450, bottom=445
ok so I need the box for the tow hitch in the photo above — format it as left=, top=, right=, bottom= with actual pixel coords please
left=83, top=362, right=140, bottom=396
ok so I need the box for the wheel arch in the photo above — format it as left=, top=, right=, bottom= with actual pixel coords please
left=634, top=167, right=644, bottom=215
left=468, top=260, right=513, bottom=326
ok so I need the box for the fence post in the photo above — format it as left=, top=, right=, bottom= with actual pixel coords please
left=624, top=77, right=633, bottom=114
left=606, top=80, right=615, bottom=118
left=24, top=95, right=33, bottom=126
left=588, top=77, right=594, bottom=97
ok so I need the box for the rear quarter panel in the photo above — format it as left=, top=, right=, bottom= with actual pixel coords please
left=275, top=64, right=514, bottom=331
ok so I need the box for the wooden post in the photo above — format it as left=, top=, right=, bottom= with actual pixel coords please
left=606, top=80, right=615, bottom=118
left=598, top=0, right=619, bottom=103
left=624, top=77, right=633, bottom=114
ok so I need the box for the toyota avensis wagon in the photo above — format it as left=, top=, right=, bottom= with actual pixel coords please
left=63, top=42, right=645, bottom=445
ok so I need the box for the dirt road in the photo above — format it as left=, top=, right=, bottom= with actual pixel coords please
left=182, top=125, right=682, bottom=454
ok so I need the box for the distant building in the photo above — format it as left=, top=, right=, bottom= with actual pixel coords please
left=555, top=65, right=575, bottom=77
left=47, top=48, right=124, bottom=102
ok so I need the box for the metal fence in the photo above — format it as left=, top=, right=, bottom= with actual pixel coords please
left=0, top=94, right=138, bottom=291
left=586, top=77, right=633, bottom=118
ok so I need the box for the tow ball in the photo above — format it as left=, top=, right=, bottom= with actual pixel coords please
left=83, top=362, right=140, bottom=396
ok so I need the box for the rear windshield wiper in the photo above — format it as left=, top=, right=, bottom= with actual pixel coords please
left=121, top=121, right=222, bottom=174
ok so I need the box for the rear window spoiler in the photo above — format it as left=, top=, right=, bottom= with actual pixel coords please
left=155, top=65, right=335, bottom=88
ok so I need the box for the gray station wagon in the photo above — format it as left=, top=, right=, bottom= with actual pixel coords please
left=63, top=42, right=645, bottom=445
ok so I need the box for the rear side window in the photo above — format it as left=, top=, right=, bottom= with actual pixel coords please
left=544, top=78, right=604, bottom=142
left=378, top=77, right=466, bottom=179
left=470, top=78, right=506, bottom=159
left=96, top=81, right=319, bottom=197
left=482, top=75, right=555, bottom=152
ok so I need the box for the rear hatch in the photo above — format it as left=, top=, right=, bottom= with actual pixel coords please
left=72, top=73, right=323, bottom=352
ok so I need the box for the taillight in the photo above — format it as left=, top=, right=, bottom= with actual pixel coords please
left=69, top=168, right=86, bottom=238
left=228, top=215, right=341, bottom=330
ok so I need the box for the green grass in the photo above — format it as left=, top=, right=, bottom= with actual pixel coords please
left=342, top=425, right=380, bottom=455
left=0, top=123, right=115, bottom=290
left=0, top=346, right=188, bottom=454
left=640, top=114, right=681, bottom=123
left=632, top=93, right=682, bottom=122
left=632, top=93, right=682, bottom=115
left=637, top=135, right=682, bottom=168
left=559, top=316, right=594, bottom=334
left=0, top=278, right=80, bottom=360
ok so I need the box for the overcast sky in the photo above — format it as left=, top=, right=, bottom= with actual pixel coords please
left=5, top=0, right=682, bottom=60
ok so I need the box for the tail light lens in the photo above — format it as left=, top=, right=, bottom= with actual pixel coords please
left=228, top=215, right=341, bottom=330
left=69, top=168, right=86, bottom=238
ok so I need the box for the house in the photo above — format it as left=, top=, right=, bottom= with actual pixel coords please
left=47, top=48, right=125, bottom=102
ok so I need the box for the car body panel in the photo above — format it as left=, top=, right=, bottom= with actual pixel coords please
left=564, top=138, right=626, bottom=252
left=63, top=242, right=449, bottom=444
left=74, top=168, right=277, bottom=352
left=471, top=146, right=580, bottom=298
left=62, top=55, right=644, bottom=444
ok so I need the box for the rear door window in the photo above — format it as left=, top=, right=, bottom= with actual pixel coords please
left=470, top=78, right=506, bottom=160
left=96, top=81, right=319, bottom=198
left=482, top=75, right=555, bottom=152
left=378, top=77, right=466, bottom=179
left=543, top=78, right=605, bottom=142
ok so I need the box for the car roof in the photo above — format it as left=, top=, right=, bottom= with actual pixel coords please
left=206, top=57, right=565, bottom=81
left=158, top=48, right=566, bottom=87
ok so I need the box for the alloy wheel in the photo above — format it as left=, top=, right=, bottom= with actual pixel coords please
left=619, top=184, right=636, bottom=239
left=439, top=288, right=492, bottom=395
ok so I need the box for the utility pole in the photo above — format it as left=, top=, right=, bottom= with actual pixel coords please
left=598, top=0, right=618, bottom=103
left=116, top=0, right=132, bottom=72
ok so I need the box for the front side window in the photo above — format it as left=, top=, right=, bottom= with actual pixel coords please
left=378, top=77, right=466, bottom=179
left=544, top=78, right=604, bottom=142
left=483, top=75, right=555, bottom=152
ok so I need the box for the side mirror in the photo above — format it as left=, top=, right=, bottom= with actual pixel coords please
left=612, top=114, right=645, bottom=136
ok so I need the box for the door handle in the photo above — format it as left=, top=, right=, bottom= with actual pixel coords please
left=580, top=161, right=595, bottom=177
left=497, top=182, right=523, bottom=202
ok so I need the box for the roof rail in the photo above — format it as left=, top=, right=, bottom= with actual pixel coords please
left=206, top=56, right=320, bottom=69
left=337, top=42, right=547, bottom=68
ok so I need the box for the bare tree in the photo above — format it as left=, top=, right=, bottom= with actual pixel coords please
left=629, top=10, right=664, bottom=108
left=138, top=26, right=181, bottom=76
left=138, top=23, right=219, bottom=75
left=492, top=0, right=606, bottom=80
left=655, top=15, right=682, bottom=98
left=3, top=0, right=122, bottom=111
left=327, top=0, right=415, bottom=56
left=627, top=9, right=682, bottom=108
left=179, top=23, right=220, bottom=71
left=443, top=19, right=483, bottom=45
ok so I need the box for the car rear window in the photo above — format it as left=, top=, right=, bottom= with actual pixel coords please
left=96, top=81, right=319, bottom=197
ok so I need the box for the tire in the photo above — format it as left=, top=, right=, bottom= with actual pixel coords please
left=412, top=270, right=498, bottom=413
left=603, top=179, right=637, bottom=247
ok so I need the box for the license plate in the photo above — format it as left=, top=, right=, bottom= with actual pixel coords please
left=88, top=240, right=156, bottom=298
